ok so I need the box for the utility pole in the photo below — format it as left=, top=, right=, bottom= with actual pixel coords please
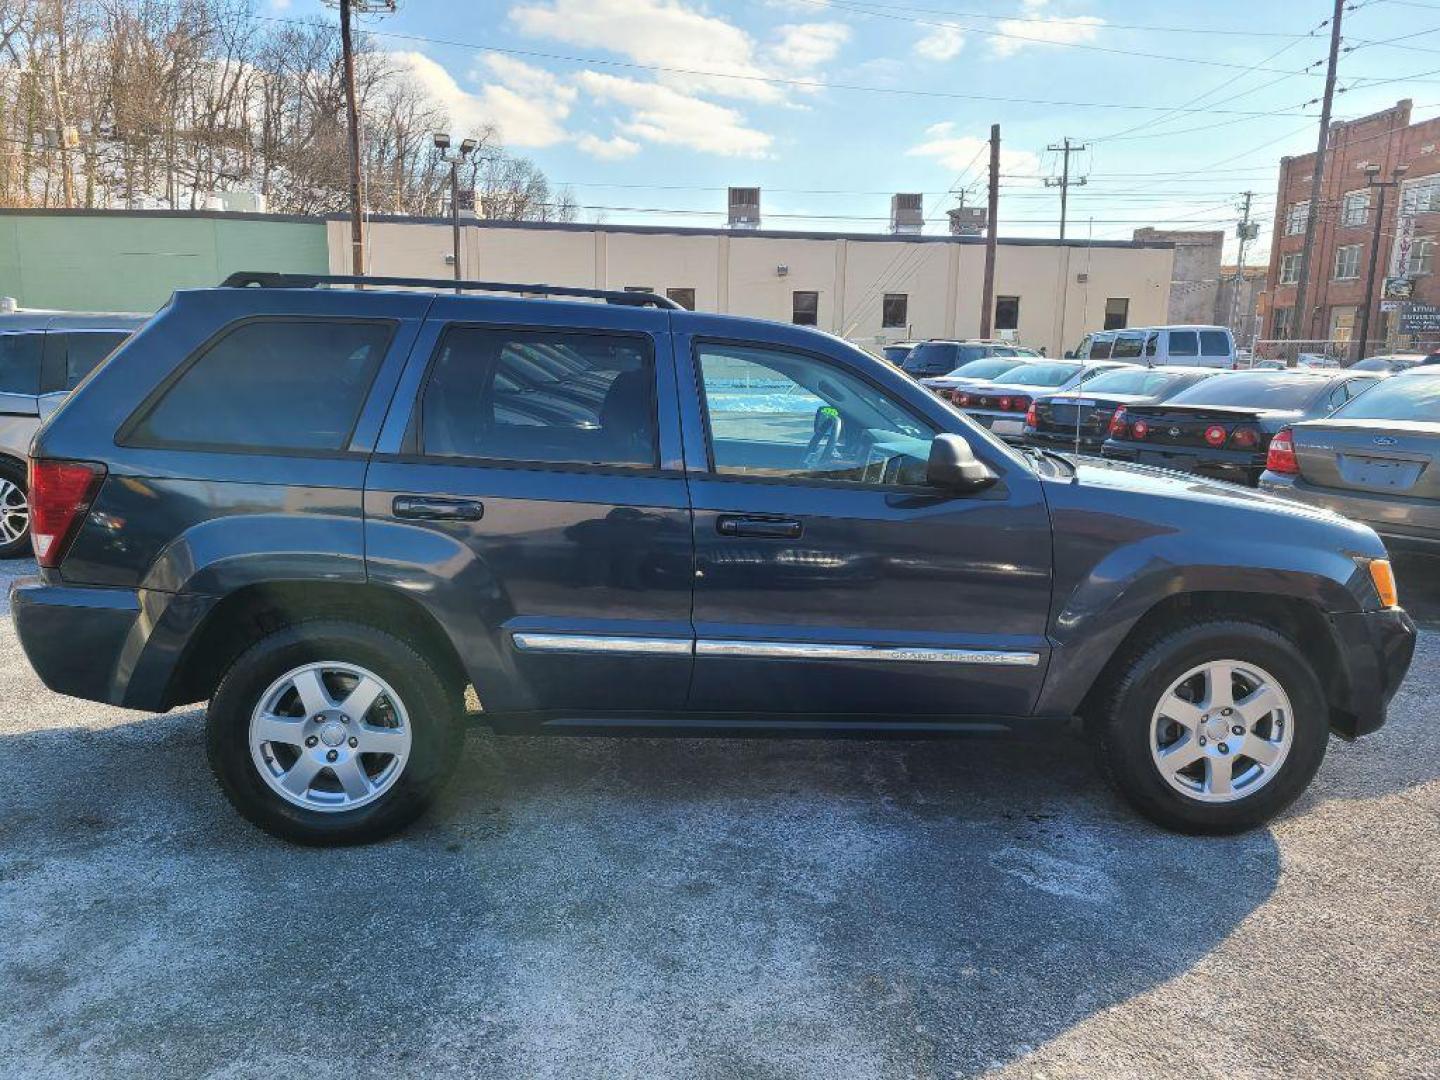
left=1045, top=137, right=1087, bottom=241
left=338, top=0, right=366, bottom=275
left=1227, top=191, right=1258, bottom=342
left=1290, top=0, right=1345, bottom=353
left=980, top=123, right=1000, bottom=338
left=1356, top=163, right=1408, bottom=363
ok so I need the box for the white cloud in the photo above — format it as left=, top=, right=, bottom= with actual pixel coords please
left=768, top=23, right=851, bottom=69
left=511, top=0, right=782, bottom=103
left=906, top=124, right=1041, bottom=184
left=916, top=24, right=965, bottom=62
left=388, top=51, right=494, bottom=133
left=473, top=55, right=575, bottom=147
left=991, top=14, right=1104, bottom=58
left=576, top=132, right=642, bottom=160
left=577, top=71, right=773, bottom=158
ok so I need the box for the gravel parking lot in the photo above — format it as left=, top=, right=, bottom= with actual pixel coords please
left=1, top=555, right=1437, bottom=1080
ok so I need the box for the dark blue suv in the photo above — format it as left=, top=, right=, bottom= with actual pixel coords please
left=10, top=274, right=1416, bottom=844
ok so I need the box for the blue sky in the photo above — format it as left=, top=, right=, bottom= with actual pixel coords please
left=271, top=0, right=1440, bottom=262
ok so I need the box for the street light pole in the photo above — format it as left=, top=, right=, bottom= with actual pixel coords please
left=434, top=133, right=478, bottom=292
left=1356, top=163, right=1408, bottom=364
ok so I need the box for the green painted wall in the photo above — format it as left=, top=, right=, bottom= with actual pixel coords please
left=0, top=211, right=330, bottom=313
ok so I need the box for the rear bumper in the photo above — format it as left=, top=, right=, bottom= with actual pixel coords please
left=964, top=409, right=1028, bottom=440
left=10, top=578, right=214, bottom=711
left=1329, top=607, right=1417, bottom=738
left=1259, top=472, right=1440, bottom=553
left=1102, top=442, right=1261, bottom=486
left=1025, top=427, right=1104, bottom=453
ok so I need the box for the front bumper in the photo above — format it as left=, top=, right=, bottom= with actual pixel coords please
left=10, top=578, right=214, bottom=711
left=1329, top=607, right=1417, bottom=738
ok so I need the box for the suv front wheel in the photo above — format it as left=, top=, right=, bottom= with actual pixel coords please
left=206, top=620, right=465, bottom=845
left=1092, top=619, right=1330, bottom=834
left=0, top=460, right=31, bottom=559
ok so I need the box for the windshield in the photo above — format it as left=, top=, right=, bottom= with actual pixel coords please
left=1164, top=373, right=1324, bottom=410
left=946, top=357, right=1025, bottom=380
left=1333, top=374, right=1440, bottom=422
left=1077, top=368, right=1187, bottom=396
left=903, top=342, right=985, bottom=373
left=1000, top=362, right=1082, bottom=388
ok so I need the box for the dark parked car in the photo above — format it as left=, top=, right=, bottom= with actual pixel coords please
left=901, top=339, right=1038, bottom=380
left=10, top=273, right=1414, bottom=844
left=1351, top=353, right=1426, bottom=374
left=1261, top=368, right=1440, bottom=554
left=1101, top=369, right=1383, bottom=487
left=1023, top=366, right=1218, bottom=454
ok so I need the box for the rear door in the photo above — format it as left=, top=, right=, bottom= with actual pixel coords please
left=365, top=298, right=694, bottom=716
left=675, top=320, right=1053, bottom=719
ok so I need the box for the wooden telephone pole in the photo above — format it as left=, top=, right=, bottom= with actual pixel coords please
left=1290, top=0, right=1345, bottom=347
left=980, top=124, right=1000, bottom=338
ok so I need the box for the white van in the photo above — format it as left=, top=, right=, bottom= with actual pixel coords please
left=1071, top=325, right=1237, bottom=369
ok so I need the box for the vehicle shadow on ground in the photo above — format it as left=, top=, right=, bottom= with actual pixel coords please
left=1, top=711, right=1286, bottom=1079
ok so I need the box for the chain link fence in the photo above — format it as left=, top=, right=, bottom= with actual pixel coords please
left=1249, top=338, right=1405, bottom=367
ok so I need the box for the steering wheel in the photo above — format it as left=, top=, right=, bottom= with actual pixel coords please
left=802, top=406, right=844, bottom=471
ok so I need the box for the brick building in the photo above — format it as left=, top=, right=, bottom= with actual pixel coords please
left=1133, top=227, right=1225, bottom=325
left=1267, top=99, right=1440, bottom=352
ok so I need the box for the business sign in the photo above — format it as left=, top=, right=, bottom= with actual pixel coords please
left=1398, top=303, right=1440, bottom=333
left=1383, top=275, right=1416, bottom=300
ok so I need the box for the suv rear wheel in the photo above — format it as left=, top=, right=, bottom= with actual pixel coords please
left=0, top=460, right=30, bottom=559
left=206, top=620, right=465, bottom=845
left=1091, top=619, right=1329, bottom=834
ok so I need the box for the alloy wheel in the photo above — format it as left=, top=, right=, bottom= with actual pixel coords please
left=0, top=477, right=28, bottom=546
left=1149, top=659, right=1295, bottom=803
left=248, top=662, right=412, bottom=812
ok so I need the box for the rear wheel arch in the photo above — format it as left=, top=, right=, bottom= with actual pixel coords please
left=165, top=580, right=471, bottom=709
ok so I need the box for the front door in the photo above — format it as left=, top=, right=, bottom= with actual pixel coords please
left=365, top=299, right=694, bottom=715
left=678, top=329, right=1053, bottom=719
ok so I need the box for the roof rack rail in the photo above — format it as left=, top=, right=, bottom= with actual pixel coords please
left=220, top=271, right=683, bottom=311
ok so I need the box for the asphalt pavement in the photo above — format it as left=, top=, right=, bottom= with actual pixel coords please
left=0, top=555, right=1436, bottom=1080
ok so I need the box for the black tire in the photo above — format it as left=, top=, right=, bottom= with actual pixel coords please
left=206, top=620, right=465, bottom=845
left=1090, top=618, right=1330, bottom=834
left=0, top=459, right=31, bottom=559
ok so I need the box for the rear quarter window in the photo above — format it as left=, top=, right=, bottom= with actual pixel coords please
left=1199, top=331, right=1231, bottom=357
left=59, top=331, right=130, bottom=390
left=0, top=332, right=43, bottom=395
left=124, top=318, right=394, bottom=453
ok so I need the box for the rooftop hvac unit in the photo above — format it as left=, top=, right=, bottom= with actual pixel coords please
left=948, top=206, right=987, bottom=236
left=891, top=193, right=924, bottom=235
left=728, top=186, right=760, bottom=229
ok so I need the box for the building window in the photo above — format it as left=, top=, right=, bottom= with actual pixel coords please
left=1334, top=244, right=1362, bottom=280
left=792, top=290, right=819, bottom=326
left=882, top=293, right=908, bottom=329
left=666, top=287, right=696, bottom=310
left=1340, top=190, right=1371, bottom=227
left=1407, top=238, right=1435, bottom=276
left=994, top=295, right=1020, bottom=332
left=1273, top=307, right=1293, bottom=338
left=1279, top=252, right=1301, bottom=285
left=1401, top=175, right=1440, bottom=215
left=1285, top=201, right=1311, bottom=236
left=1103, top=297, right=1129, bottom=330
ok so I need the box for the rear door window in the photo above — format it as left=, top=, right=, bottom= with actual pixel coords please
left=125, top=318, right=393, bottom=452
left=420, top=327, right=657, bottom=468
left=1200, top=330, right=1231, bottom=358
left=0, top=332, right=43, bottom=395
left=1168, top=331, right=1200, bottom=357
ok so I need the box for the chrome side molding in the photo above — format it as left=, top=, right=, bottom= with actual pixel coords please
left=511, top=633, right=693, bottom=656
left=512, top=632, right=1040, bottom=667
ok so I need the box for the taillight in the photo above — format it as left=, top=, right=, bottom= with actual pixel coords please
left=1204, top=424, right=1228, bottom=448
left=1025, top=402, right=1038, bottom=427
left=956, top=392, right=972, bottom=407
left=1108, top=407, right=1128, bottom=437
left=1229, top=426, right=1260, bottom=450
left=1132, top=419, right=1150, bottom=440
left=997, top=397, right=1011, bottom=411
left=28, top=459, right=105, bottom=569
left=1267, top=428, right=1299, bottom=475
left=1009, top=395, right=1032, bottom=413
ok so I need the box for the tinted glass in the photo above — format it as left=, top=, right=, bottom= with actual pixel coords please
left=902, top=342, right=960, bottom=373
left=422, top=327, right=656, bottom=467
left=0, top=332, right=43, bottom=395
left=1165, top=373, right=1325, bottom=410
left=1169, top=331, right=1199, bottom=357
left=1001, top=362, right=1083, bottom=388
left=1332, top=374, right=1440, bottom=421
left=1077, top=368, right=1187, bottom=396
left=1111, top=332, right=1145, bottom=359
left=698, top=343, right=935, bottom=485
left=946, top=357, right=1025, bottom=381
left=1200, top=331, right=1231, bottom=357
left=1090, top=336, right=1114, bottom=359
left=62, top=331, right=129, bottom=390
left=129, top=319, right=391, bottom=451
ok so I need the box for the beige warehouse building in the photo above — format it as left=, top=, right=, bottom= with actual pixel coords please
left=331, top=217, right=1174, bottom=358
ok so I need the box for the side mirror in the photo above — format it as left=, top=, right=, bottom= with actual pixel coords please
left=927, top=434, right=998, bottom=492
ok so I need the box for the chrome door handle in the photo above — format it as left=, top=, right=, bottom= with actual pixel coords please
left=393, top=496, right=484, bottom=522
left=716, top=515, right=803, bottom=539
